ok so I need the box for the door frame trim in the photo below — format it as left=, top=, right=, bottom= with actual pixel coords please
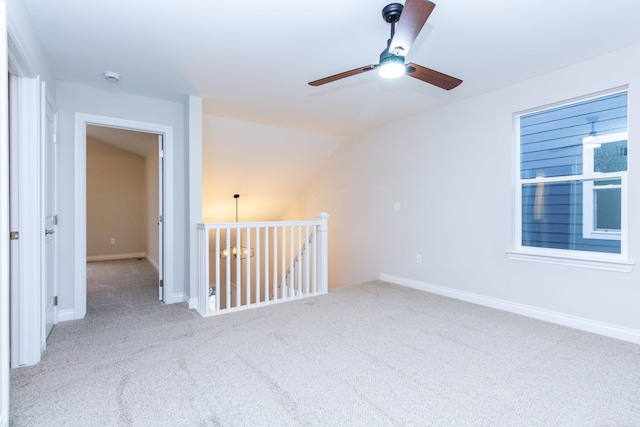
left=43, top=93, right=58, bottom=336
left=74, top=114, right=174, bottom=319
left=9, top=74, right=43, bottom=367
left=1, top=3, right=11, bottom=423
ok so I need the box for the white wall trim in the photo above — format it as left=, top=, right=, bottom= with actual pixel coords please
left=10, top=74, right=43, bottom=367
left=380, top=273, right=640, bottom=345
left=74, top=113, right=176, bottom=320
left=0, top=3, right=11, bottom=423
left=505, top=250, right=634, bottom=272
left=186, top=295, right=198, bottom=310
left=57, top=309, right=76, bottom=323
left=6, top=22, right=35, bottom=78
left=86, top=253, right=147, bottom=262
left=171, top=293, right=192, bottom=309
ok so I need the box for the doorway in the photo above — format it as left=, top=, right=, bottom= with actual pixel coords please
left=86, top=125, right=163, bottom=308
left=73, top=114, right=174, bottom=320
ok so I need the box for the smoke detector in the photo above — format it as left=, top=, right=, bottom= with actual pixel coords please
left=103, top=71, right=120, bottom=82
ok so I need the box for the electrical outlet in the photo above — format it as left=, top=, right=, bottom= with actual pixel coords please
left=111, top=238, right=116, bottom=245
left=416, top=255, right=422, bottom=264
left=393, top=202, right=401, bottom=211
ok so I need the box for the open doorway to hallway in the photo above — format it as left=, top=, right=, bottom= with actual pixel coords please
left=86, top=126, right=163, bottom=310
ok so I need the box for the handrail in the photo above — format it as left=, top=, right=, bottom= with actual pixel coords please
left=197, top=219, right=321, bottom=229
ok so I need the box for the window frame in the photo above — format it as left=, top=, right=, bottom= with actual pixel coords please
left=508, top=88, right=633, bottom=272
left=581, top=132, right=627, bottom=241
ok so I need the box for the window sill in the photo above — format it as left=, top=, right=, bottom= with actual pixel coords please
left=505, top=250, right=634, bottom=272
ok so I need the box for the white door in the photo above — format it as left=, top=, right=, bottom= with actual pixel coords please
left=158, top=135, right=164, bottom=301
left=43, top=96, right=58, bottom=337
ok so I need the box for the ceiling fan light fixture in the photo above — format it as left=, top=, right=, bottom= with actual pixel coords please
left=379, top=55, right=406, bottom=79
left=307, top=1, right=462, bottom=89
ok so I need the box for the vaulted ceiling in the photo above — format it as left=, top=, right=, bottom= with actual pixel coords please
left=21, top=0, right=640, bottom=137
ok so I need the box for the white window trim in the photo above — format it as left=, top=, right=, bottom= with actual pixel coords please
left=505, top=249, right=634, bottom=272
left=582, top=180, right=623, bottom=241
left=511, top=89, right=633, bottom=272
left=581, top=132, right=627, bottom=241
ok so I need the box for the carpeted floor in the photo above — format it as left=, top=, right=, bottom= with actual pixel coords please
left=9, top=260, right=640, bottom=426
left=86, top=258, right=159, bottom=310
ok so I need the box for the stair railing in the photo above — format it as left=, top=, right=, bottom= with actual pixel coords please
left=196, top=212, right=328, bottom=317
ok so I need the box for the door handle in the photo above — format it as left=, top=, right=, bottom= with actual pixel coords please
left=45, top=229, right=54, bottom=235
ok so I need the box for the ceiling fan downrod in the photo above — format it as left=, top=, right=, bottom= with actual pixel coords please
left=382, top=3, right=404, bottom=39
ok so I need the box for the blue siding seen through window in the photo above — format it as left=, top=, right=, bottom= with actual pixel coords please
left=519, top=92, right=627, bottom=254
left=520, top=92, right=627, bottom=179
left=521, top=182, right=620, bottom=253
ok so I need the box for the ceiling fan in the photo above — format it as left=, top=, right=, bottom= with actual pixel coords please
left=308, top=0, right=462, bottom=90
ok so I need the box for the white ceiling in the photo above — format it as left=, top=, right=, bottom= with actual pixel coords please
left=21, top=0, right=640, bottom=137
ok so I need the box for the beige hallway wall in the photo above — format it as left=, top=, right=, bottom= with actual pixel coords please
left=87, top=137, right=146, bottom=257
left=145, top=143, right=160, bottom=269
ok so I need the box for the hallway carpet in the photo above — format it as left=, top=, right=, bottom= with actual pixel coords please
left=86, top=258, right=159, bottom=310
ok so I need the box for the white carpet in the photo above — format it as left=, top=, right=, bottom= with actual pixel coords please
left=9, top=261, right=640, bottom=425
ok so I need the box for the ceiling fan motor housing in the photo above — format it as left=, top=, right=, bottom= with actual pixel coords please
left=382, top=3, right=403, bottom=23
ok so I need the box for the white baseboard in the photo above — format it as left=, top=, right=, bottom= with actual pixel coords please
left=380, top=273, right=640, bottom=345
left=162, top=292, right=184, bottom=306
left=1, top=413, right=7, bottom=427
left=87, top=252, right=147, bottom=262
left=168, top=293, right=196, bottom=309
left=57, top=309, right=77, bottom=322
left=185, top=294, right=198, bottom=310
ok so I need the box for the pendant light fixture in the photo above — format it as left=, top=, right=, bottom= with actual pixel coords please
left=220, top=194, right=255, bottom=260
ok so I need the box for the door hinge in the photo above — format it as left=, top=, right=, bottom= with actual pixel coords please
left=159, top=149, right=164, bottom=158
left=10, top=231, right=19, bottom=240
left=159, top=215, right=163, bottom=223
left=53, top=133, right=58, bottom=144
left=53, top=215, right=58, bottom=225
left=53, top=296, right=58, bottom=306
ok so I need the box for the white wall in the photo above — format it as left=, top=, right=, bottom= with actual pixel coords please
left=56, top=81, right=188, bottom=315
left=286, top=43, right=640, bottom=336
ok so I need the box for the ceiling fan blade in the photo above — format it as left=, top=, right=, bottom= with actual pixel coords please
left=388, top=0, right=435, bottom=56
left=405, top=63, right=462, bottom=90
left=308, top=65, right=377, bottom=86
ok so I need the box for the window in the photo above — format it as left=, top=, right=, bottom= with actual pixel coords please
left=514, top=90, right=629, bottom=264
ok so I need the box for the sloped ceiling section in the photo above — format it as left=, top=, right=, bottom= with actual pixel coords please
left=202, top=116, right=343, bottom=222
left=21, top=0, right=640, bottom=137
left=86, top=126, right=157, bottom=158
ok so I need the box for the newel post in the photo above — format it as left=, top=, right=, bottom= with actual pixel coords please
left=196, top=224, right=209, bottom=317
left=317, top=212, right=329, bottom=293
